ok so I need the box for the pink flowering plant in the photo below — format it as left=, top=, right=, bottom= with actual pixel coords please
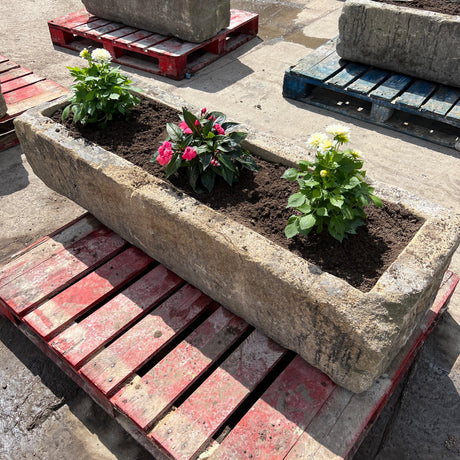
left=152, top=107, right=258, bottom=193
left=282, top=125, right=382, bottom=242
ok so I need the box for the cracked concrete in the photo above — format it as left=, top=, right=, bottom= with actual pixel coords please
left=1, top=0, right=459, bottom=458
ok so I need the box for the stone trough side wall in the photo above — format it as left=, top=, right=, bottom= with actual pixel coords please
left=337, top=0, right=460, bottom=88
left=81, top=0, right=230, bottom=43
left=14, top=95, right=460, bottom=393
left=0, top=84, right=7, bottom=118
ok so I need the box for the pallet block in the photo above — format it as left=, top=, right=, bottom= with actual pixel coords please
left=0, top=213, right=458, bottom=459
left=48, top=9, right=259, bottom=80
left=0, top=55, right=69, bottom=152
left=283, top=38, right=460, bottom=150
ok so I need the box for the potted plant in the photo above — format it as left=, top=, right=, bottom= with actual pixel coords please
left=14, top=50, right=460, bottom=393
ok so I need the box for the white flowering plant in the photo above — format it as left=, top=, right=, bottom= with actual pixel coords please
left=282, top=125, right=382, bottom=242
left=62, top=48, right=140, bottom=127
left=152, top=107, right=258, bottom=193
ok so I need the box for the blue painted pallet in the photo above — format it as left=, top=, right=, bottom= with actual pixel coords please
left=283, top=38, right=460, bottom=149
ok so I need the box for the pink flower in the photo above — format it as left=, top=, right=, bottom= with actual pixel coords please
left=210, top=157, right=220, bottom=167
left=179, top=121, right=192, bottom=134
left=208, top=115, right=216, bottom=122
left=157, top=141, right=172, bottom=165
left=213, top=123, right=225, bottom=135
left=200, top=107, right=207, bottom=117
left=182, top=146, right=197, bottom=161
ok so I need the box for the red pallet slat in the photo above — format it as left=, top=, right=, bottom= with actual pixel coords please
left=1, top=74, right=46, bottom=94
left=0, top=67, right=34, bottom=84
left=48, top=9, right=259, bottom=80
left=50, top=265, right=183, bottom=367
left=0, top=227, right=127, bottom=317
left=23, top=246, right=153, bottom=339
left=112, top=307, right=250, bottom=430
left=0, top=215, right=457, bottom=460
left=80, top=284, right=215, bottom=395
left=149, top=330, right=287, bottom=460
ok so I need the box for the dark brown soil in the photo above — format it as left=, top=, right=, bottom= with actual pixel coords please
left=53, top=99, right=424, bottom=292
left=374, top=0, right=460, bottom=15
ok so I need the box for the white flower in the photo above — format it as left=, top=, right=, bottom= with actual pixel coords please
left=91, top=48, right=112, bottom=63
left=326, top=124, right=350, bottom=144
left=318, top=139, right=334, bottom=153
left=306, top=132, right=328, bottom=150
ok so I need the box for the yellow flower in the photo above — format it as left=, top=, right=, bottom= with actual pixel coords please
left=307, top=132, right=328, bottom=149
left=318, top=139, right=334, bottom=153
left=320, top=169, right=328, bottom=178
left=79, top=48, right=90, bottom=59
left=326, top=124, right=350, bottom=144
left=350, top=149, right=362, bottom=158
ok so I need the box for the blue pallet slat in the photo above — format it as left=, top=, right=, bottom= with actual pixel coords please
left=393, top=80, right=437, bottom=110
left=326, top=62, right=368, bottom=88
left=291, top=38, right=337, bottom=76
left=301, top=51, right=345, bottom=82
left=347, top=68, right=390, bottom=95
left=446, top=100, right=460, bottom=126
left=421, top=86, right=460, bottom=116
left=369, top=74, right=413, bottom=102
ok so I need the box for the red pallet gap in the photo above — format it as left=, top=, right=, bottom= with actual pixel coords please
left=0, top=214, right=458, bottom=460
left=48, top=9, right=259, bottom=80
left=0, top=55, right=69, bottom=152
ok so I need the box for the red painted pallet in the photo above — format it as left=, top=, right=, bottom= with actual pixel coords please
left=0, top=55, right=69, bottom=152
left=48, top=9, right=259, bottom=80
left=0, top=213, right=458, bottom=459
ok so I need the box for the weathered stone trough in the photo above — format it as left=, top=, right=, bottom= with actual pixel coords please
left=337, top=0, right=460, bottom=88
left=14, top=92, right=460, bottom=393
left=81, top=0, right=230, bottom=43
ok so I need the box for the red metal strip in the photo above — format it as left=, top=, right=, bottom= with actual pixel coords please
left=23, top=246, right=153, bottom=340
left=149, top=330, right=286, bottom=460
left=81, top=284, right=215, bottom=395
left=212, top=355, right=336, bottom=459
left=112, top=307, right=249, bottom=430
left=0, top=227, right=127, bottom=317
left=50, top=265, right=183, bottom=367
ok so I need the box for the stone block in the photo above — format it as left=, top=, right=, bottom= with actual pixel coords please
left=81, top=0, right=230, bottom=43
left=337, top=0, right=460, bottom=88
left=14, top=93, right=460, bottom=393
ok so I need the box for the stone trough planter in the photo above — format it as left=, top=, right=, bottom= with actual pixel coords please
left=337, top=0, right=460, bottom=88
left=14, top=92, right=460, bottom=393
left=81, top=0, right=230, bottom=43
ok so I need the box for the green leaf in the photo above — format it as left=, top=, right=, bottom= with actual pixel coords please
left=62, top=104, right=71, bottom=120
left=109, top=93, right=120, bottom=100
left=188, top=163, right=201, bottom=191
left=235, top=153, right=258, bottom=172
left=281, top=168, right=299, bottom=181
left=298, top=160, right=312, bottom=172
left=228, top=131, right=247, bottom=143
left=165, top=152, right=182, bottom=177
left=220, top=163, right=235, bottom=186
left=330, top=195, right=344, bottom=208
left=285, top=216, right=300, bottom=239
left=287, top=192, right=306, bottom=208
left=316, top=207, right=328, bottom=217
left=299, top=214, right=316, bottom=231
left=297, top=202, right=312, bottom=214
left=343, top=176, right=360, bottom=189
left=370, top=194, right=383, bottom=207
left=167, top=123, right=184, bottom=141
left=200, top=167, right=216, bottom=192
left=218, top=152, right=237, bottom=172
left=200, top=152, right=212, bottom=170
left=183, top=108, right=200, bottom=135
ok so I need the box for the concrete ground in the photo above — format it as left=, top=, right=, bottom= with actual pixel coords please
left=0, top=0, right=459, bottom=458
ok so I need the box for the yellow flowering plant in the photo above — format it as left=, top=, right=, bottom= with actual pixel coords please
left=282, top=125, right=382, bottom=242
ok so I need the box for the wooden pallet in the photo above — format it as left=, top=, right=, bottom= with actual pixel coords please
left=0, top=214, right=458, bottom=460
left=0, top=56, right=69, bottom=152
left=48, top=9, right=258, bottom=80
left=283, top=38, right=460, bottom=149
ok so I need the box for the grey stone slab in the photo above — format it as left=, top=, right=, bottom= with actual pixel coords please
left=81, top=0, right=231, bottom=43
left=337, top=0, right=460, bottom=88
